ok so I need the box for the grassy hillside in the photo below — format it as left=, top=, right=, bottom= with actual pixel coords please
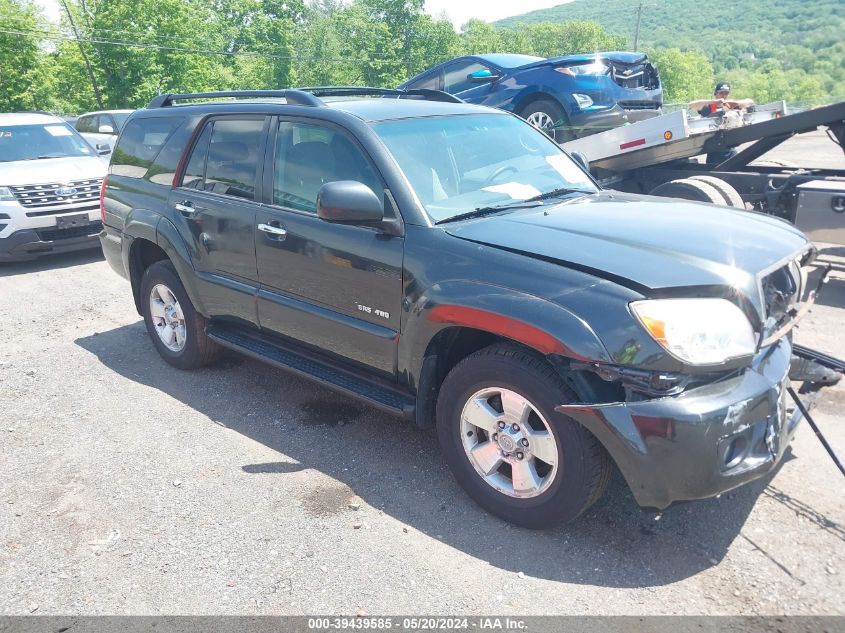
left=495, top=0, right=845, bottom=103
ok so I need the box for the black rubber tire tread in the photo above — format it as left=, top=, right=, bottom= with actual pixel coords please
left=519, top=98, right=575, bottom=143
left=436, top=343, right=611, bottom=528
left=140, top=260, right=221, bottom=370
left=688, top=175, right=746, bottom=209
left=649, top=178, right=725, bottom=205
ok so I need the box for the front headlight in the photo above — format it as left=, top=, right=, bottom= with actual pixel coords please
left=631, top=298, right=756, bottom=365
left=0, top=186, right=15, bottom=201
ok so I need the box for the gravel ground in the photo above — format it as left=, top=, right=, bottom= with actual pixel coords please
left=1, top=132, right=844, bottom=616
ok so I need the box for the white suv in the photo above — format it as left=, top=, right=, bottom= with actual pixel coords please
left=74, top=109, right=132, bottom=151
left=0, top=113, right=107, bottom=261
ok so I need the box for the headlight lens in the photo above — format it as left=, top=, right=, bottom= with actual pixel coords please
left=0, top=186, right=15, bottom=201
left=631, top=298, right=756, bottom=365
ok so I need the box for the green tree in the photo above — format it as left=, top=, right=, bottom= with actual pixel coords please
left=648, top=48, right=714, bottom=103
left=509, top=20, right=626, bottom=58
left=460, top=19, right=503, bottom=55
left=0, top=0, right=53, bottom=110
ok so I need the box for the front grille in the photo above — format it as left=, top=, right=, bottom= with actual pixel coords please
left=26, top=203, right=99, bottom=218
left=0, top=223, right=6, bottom=232
left=10, top=178, right=102, bottom=211
left=36, top=221, right=102, bottom=242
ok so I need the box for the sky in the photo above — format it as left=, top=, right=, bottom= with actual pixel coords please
left=35, top=0, right=571, bottom=28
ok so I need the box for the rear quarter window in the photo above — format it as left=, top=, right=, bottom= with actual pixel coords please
left=111, top=116, right=184, bottom=179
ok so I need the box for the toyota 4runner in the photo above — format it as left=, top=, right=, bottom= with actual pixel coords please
left=100, top=88, right=817, bottom=528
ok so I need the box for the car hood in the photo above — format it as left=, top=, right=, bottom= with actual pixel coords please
left=0, top=155, right=107, bottom=186
left=530, top=51, right=649, bottom=68
left=444, top=191, right=810, bottom=316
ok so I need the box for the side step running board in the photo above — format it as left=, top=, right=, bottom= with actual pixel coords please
left=207, top=324, right=415, bottom=419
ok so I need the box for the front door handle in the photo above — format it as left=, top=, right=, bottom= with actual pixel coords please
left=258, top=223, right=287, bottom=238
left=174, top=201, right=201, bottom=217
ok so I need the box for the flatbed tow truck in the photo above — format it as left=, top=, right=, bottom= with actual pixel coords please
left=562, top=100, right=845, bottom=245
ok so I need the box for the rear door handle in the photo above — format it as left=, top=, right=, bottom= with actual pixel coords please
left=258, top=223, right=287, bottom=238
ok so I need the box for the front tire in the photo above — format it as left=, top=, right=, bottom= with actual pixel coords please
left=520, top=99, right=574, bottom=143
left=140, top=260, right=221, bottom=369
left=436, top=344, right=611, bottom=528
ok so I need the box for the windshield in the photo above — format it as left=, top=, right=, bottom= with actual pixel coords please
left=372, top=114, right=597, bottom=223
left=0, top=123, right=96, bottom=162
left=111, top=112, right=131, bottom=130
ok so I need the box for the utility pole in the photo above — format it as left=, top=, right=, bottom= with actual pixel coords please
left=58, top=0, right=105, bottom=109
left=633, top=1, right=644, bottom=51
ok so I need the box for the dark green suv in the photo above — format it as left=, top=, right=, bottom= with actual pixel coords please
left=100, top=88, right=815, bottom=528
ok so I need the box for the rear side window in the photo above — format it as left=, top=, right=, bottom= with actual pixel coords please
left=75, top=115, right=94, bottom=134
left=178, top=118, right=264, bottom=200
left=406, top=71, right=441, bottom=90
left=181, top=125, right=211, bottom=190
left=111, top=116, right=183, bottom=179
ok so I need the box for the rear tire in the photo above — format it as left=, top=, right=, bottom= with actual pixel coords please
left=140, top=260, right=221, bottom=369
left=688, top=176, right=746, bottom=208
left=520, top=99, right=575, bottom=143
left=436, top=343, right=611, bottom=528
left=649, top=178, right=725, bottom=205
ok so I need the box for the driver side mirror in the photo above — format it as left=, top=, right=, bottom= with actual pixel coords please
left=569, top=151, right=589, bottom=172
left=467, top=69, right=501, bottom=83
left=98, top=124, right=115, bottom=134
left=95, top=142, right=111, bottom=156
left=317, top=181, right=383, bottom=224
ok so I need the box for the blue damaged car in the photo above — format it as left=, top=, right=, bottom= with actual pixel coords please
left=399, top=51, right=662, bottom=141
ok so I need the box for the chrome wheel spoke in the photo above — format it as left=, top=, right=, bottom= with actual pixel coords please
left=463, top=397, right=501, bottom=434
left=174, top=324, right=186, bottom=347
left=156, top=285, right=173, bottom=307
left=162, top=324, right=176, bottom=346
left=528, top=430, right=557, bottom=466
left=500, top=389, right=531, bottom=425
left=470, top=441, right=503, bottom=476
left=150, top=299, right=166, bottom=319
left=511, top=460, right=542, bottom=494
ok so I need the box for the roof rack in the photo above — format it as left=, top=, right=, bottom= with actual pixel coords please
left=147, top=89, right=324, bottom=109
left=299, top=86, right=464, bottom=104
left=146, top=86, right=465, bottom=109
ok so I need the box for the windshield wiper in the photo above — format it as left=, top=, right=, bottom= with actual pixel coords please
left=434, top=200, right=545, bottom=225
left=523, top=186, right=595, bottom=203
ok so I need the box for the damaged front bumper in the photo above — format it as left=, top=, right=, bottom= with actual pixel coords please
left=558, top=337, right=801, bottom=509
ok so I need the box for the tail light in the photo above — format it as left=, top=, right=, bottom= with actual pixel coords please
left=99, top=176, right=108, bottom=224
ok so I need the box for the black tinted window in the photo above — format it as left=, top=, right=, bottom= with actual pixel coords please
left=273, top=121, right=382, bottom=212
left=201, top=119, right=264, bottom=200
left=407, top=71, right=440, bottom=90
left=111, top=117, right=183, bottom=179
left=144, top=119, right=191, bottom=185
left=180, top=125, right=211, bottom=190
left=75, top=116, right=94, bottom=134
left=443, top=61, right=488, bottom=94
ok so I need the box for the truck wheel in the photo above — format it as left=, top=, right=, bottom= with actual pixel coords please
left=688, top=176, right=746, bottom=208
left=140, top=260, right=221, bottom=369
left=436, top=343, right=611, bottom=528
left=649, top=178, right=725, bottom=205
left=520, top=99, right=574, bottom=143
